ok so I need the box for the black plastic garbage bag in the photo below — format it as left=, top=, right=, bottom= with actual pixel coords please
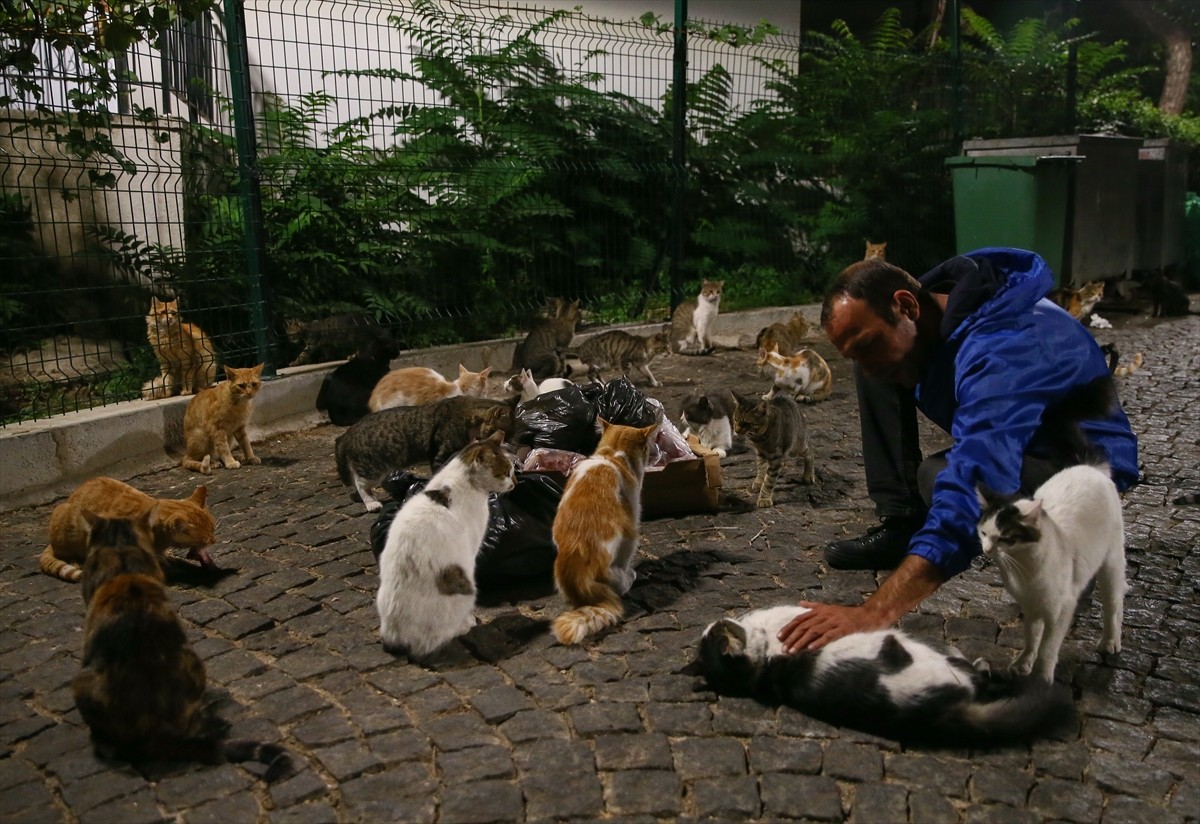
left=514, top=384, right=599, bottom=454
left=369, top=470, right=562, bottom=596
left=594, top=376, right=658, bottom=428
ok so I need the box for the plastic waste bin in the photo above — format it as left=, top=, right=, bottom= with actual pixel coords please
left=1137, top=138, right=1189, bottom=272
left=946, top=154, right=1079, bottom=285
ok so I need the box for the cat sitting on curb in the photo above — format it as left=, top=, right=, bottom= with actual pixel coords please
left=670, top=280, right=723, bottom=355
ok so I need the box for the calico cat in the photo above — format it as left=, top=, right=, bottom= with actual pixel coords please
left=142, top=297, right=217, bottom=400
left=511, top=298, right=583, bottom=381
left=42, top=478, right=216, bottom=582
left=376, top=432, right=515, bottom=658
left=757, top=345, right=833, bottom=403
left=503, top=369, right=573, bottom=402
left=864, top=241, right=887, bottom=261
left=335, top=395, right=519, bottom=512
left=1047, top=281, right=1105, bottom=321
left=680, top=390, right=735, bottom=458
left=566, top=329, right=672, bottom=387
left=285, top=313, right=390, bottom=367
left=976, top=464, right=1126, bottom=683
left=73, top=513, right=291, bottom=779
left=181, top=364, right=263, bottom=474
left=686, top=605, right=1076, bottom=747
left=670, top=280, right=723, bottom=355
left=316, top=336, right=398, bottom=427
left=552, top=422, right=656, bottom=644
left=1142, top=272, right=1194, bottom=317
left=755, top=313, right=810, bottom=357
left=732, top=392, right=815, bottom=507
left=369, top=365, right=491, bottom=413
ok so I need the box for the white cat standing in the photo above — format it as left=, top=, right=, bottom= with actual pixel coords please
left=977, top=464, right=1126, bottom=683
left=376, top=432, right=514, bottom=658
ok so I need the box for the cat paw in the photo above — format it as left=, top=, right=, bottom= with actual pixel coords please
left=649, top=380, right=662, bottom=388
left=1008, top=658, right=1034, bottom=677
left=971, top=657, right=991, bottom=673
left=245, top=456, right=262, bottom=465
left=714, top=448, right=727, bottom=458
left=1098, top=638, right=1121, bottom=655
left=364, top=501, right=383, bottom=513
left=223, top=459, right=241, bottom=469
left=756, top=496, right=774, bottom=508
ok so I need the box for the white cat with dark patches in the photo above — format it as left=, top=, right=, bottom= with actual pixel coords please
left=680, top=391, right=735, bottom=457
left=976, top=464, right=1126, bottom=683
left=503, top=369, right=574, bottom=402
left=375, top=432, right=515, bottom=658
left=686, top=605, right=1076, bottom=747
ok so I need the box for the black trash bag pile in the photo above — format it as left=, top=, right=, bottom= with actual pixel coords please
left=595, top=376, right=659, bottom=427
left=369, top=470, right=562, bottom=595
left=514, top=376, right=658, bottom=453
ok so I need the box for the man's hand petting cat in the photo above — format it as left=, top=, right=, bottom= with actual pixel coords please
left=777, top=603, right=890, bottom=653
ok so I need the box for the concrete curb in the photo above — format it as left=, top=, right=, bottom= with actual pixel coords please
left=0, top=304, right=819, bottom=511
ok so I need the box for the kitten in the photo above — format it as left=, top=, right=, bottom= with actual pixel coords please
left=73, top=513, right=291, bottom=779
left=976, top=463, right=1126, bottom=683
left=864, top=241, right=887, bottom=260
left=316, top=337, right=399, bottom=427
left=680, top=390, right=735, bottom=458
left=142, top=297, right=217, bottom=400
left=42, top=477, right=215, bottom=582
left=335, top=396, right=518, bottom=512
left=670, top=280, right=723, bottom=355
left=504, top=370, right=576, bottom=402
left=1047, top=281, right=1105, bottom=320
left=567, top=329, right=672, bottom=387
left=552, top=422, right=656, bottom=644
left=181, top=364, right=263, bottom=474
left=369, top=365, right=491, bottom=413
left=511, top=298, right=583, bottom=381
left=285, top=313, right=390, bottom=367
left=732, top=392, right=815, bottom=507
left=755, top=312, right=810, bottom=356
left=757, top=345, right=833, bottom=403
left=376, top=432, right=515, bottom=658
left=1141, top=272, right=1194, bottom=317
left=686, top=605, right=1076, bottom=747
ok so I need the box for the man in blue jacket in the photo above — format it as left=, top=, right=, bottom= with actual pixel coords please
left=778, top=248, right=1138, bottom=652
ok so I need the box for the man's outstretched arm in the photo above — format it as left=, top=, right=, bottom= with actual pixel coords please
left=778, top=555, right=945, bottom=653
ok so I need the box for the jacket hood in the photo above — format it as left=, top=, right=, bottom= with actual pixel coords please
left=919, top=248, right=1055, bottom=342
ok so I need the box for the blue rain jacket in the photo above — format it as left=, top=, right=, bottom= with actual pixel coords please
left=909, top=248, right=1139, bottom=577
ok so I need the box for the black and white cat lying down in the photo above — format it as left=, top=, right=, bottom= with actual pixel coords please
left=685, top=606, right=1076, bottom=748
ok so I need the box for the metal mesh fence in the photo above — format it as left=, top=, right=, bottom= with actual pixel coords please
left=1, top=0, right=1087, bottom=424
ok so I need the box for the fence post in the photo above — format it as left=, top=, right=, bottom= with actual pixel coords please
left=223, top=0, right=276, bottom=376
left=950, top=0, right=963, bottom=151
left=670, top=0, right=688, bottom=313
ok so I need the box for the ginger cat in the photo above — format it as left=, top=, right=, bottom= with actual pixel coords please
left=181, top=364, right=263, bottom=474
left=142, top=297, right=218, bottom=400
left=864, top=241, right=887, bottom=261
left=42, top=478, right=216, bottom=583
left=369, top=365, right=492, bottom=413
left=552, top=421, right=656, bottom=644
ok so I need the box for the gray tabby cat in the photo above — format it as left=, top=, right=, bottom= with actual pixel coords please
left=285, top=314, right=391, bottom=367
left=670, top=280, right=723, bottom=355
left=511, top=299, right=583, bottom=380
left=566, top=328, right=671, bottom=387
left=335, top=396, right=518, bottom=512
left=732, top=392, right=815, bottom=507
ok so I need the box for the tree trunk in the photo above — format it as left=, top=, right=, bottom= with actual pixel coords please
left=928, top=0, right=947, bottom=49
left=1118, top=0, right=1192, bottom=116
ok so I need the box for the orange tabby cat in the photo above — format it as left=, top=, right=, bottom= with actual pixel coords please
left=864, top=241, right=887, bottom=261
left=41, top=478, right=216, bottom=582
left=552, top=422, right=656, bottom=644
left=181, top=364, right=263, bottom=474
left=142, top=297, right=218, bottom=400
left=368, top=365, right=492, bottom=413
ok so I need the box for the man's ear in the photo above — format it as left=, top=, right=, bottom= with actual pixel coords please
left=894, top=289, right=920, bottom=321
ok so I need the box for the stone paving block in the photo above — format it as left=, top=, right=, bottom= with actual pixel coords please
left=970, top=765, right=1034, bottom=807
left=886, top=752, right=970, bottom=798
left=207, top=610, right=275, bottom=640
left=275, top=648, right=347, bottom=681
left=747, top=736, right=823, bottom=774
left=0, top=714, right=54, bottom=745
left=908, top=788, right=959, bottom=824
left=604, top=770, right=682, bottom=817
left=204, top=649, right=267, bottom=684
left=498, top=709, right=569, bottom=743
left=439, top=779, right=525, bottom=824
left=644, top=701, right=712, bottom=735
left=1152, top=707, right=1200, bottom=742
left=241, top=627, right=307, bottom=658
left=513, top=738, right=595, bottom=774
left=368, top=727, right=431, bottom=765
left=593, top=679, right=650, bottom=703
left=1085, top=716, right=1156, bottom=756
left=962, top=805, right=1041, bottom=824
left=367, top=667, right=440, bottom=700
left=179, top=598, right=233, bottom=626
left=648, top=674, right=711, bottom=703
left=0, top=757, right=41, bottom=791
left=19, top=724, right=90, bottom=768
left=823, top=740, right=882, bottom=782
left=711, top=696, right=777, bottom=736
left=313, top=740, right=384, bottom=782
left=670, top=736, right=745, bottom=779
left=438, top=744, right=516, bottom=783
left=227, top=669, right=295, bottom=701
left=422, top=713, right=503, bottom=751
left=270, top=770, right=329, bottom=809
left=469, top=685, right=534, bottom=723
left=593, top=733, right=672, bottom=771
left=1031, top=740, right=1090, bottom=781
left=77, top=789, right=163, bottom=824
left=270, top=801, right=339, bottom=824
left=521, top=769, right=605, bottom=820
left=62, top=767, right=149, bottom=814
left=692, top=775, right=761, bottom=819
left=1089, top=751, right=1175, bottom=803
left=155, top=764, right=249, bottom=811
left=1, top=779, right=58, bottom=821
left=256, top=685, right=331, bottom=725
left=569, top=702, right=643, bottom=737
left=759, top=773, right=843, bottom=822
left=1101, top=795, right=1184, bottom=824
left=853, top=782, right=908, bottom=824
left=182, top=791, right=259, bottom=824
left=1028, top=777, right=1103, bottom=824
left=340, top=768, right=436, bottom=824
left=291, top=709, right=357, bottom=748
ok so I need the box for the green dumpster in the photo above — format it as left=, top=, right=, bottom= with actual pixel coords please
left=945, top=155, right=1082, bottom=286
left=1186, top=191, right=1200, bottom=289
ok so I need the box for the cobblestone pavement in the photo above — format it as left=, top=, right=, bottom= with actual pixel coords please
left=1, top=309, right=1197, bottom=824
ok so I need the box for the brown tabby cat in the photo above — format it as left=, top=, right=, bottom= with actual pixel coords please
left=732, top=392, right=815, bottom=507
left=73, top=514, right=291, bottom=779
left=181, top=364, right=264, bottom=474
left=285, top=313, right=391, bottom=367
left=864, top=241, right=887, bottom=261
left=511, top=299, right=583, bottom=381
left=670, top=280, right=723, bottom=355
left=41, top=478, right=216, bottom=582
left=567, top=329, right=672, bottom=387
left=755, top=313, right=810, bottom=357
left=1047, top=281, right=1105, bottom=320
left=142, top=297, right=218, bottom=400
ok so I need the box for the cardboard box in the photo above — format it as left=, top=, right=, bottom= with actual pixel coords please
left=529, top=435, right=722, bottom=518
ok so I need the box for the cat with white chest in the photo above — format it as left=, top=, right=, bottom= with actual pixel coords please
left=680, top=390, right=734, bottom=458
left=687, top=605, right=1076, bottom=747
left=977, top=463, right=1126, bottom=683
left=670, top=280, right=723, bottom=355
left=375, top=432, right=515, bottom=658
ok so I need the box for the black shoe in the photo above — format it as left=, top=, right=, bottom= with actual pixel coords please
left=824, top=516, right=924, bottom=571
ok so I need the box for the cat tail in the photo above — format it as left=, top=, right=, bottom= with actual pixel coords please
left=552, top=577, right=623, bottom=645
left=222, top=739, right=295, bottom=783
left=1173, top=492, right=1200, bottom=505
left=1040, top=374, right=1117, bottom=467
left=334, top=434, right=352, bottom=485
left=1112, top=352, right=1143, bottom=377
left=39, top=545, right=83, bottom=582
left=932, top=678, right=1077, bottom=748
left=181, top=454, right=212, bottom=475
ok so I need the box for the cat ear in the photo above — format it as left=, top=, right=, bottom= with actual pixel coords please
left=479, top=366, right=492, bottom=378
left=458, top=364, right=468, bottom=377
left=598, top=417, right=612, bottom=431
left=190, top=486, right=208, bottom=507
left=224, top=365, right=236, bottom=381
left=485, top=429, right=506, bottom=445
left=146, top=503, right=162, bottom=529
left=771, top=344, right=780, bottom=354
left=1023, top=500, right=1043, bottom=523
left=252, top=363, right=264, bottom=376
left=638, top=424, right=657, bottom=439
left=80, top=509, right=100, bottom=529
left=975, top=486, right=989, bottom=510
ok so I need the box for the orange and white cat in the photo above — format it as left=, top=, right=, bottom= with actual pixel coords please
left=864, top=241, right=887, bottom=261
left=757, top=345, right=833, bottom=403
left=41, top=477, right=216, bottom=582
left=369, top=365, right=492, bottom=413
left=181, top=364, right=263, bottom=474
left=142, top=297, right=218, bottom=399
left=552, top=421, right=656, bottom=644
